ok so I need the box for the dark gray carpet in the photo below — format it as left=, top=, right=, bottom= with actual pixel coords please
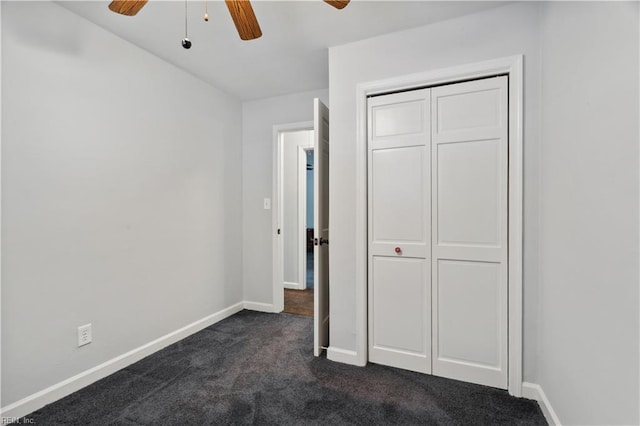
left=23, top=311, right=546, bottom=425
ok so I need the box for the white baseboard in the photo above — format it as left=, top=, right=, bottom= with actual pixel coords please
left=0, top=302, right=244, bottom=420
left=243, top=301, right=276, bottom=313
left=327, top=346, right=363, bottom=366
left=522, top=382, right=561, bottom=426
left=283, top=281, right=305, bottom=290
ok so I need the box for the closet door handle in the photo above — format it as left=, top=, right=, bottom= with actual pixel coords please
left=394, top=247, right=402, bottom=254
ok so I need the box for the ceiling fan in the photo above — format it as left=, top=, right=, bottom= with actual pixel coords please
left=107, top=0, right=350, bottom=41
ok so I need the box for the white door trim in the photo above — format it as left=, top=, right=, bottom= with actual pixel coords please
left=272, top=121, right=314, bottom=312
left=0, top=4, right=4, bottom=407
left=354, top=55, right=524, bottom=396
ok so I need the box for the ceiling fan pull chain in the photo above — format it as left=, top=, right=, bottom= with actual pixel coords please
left=182, top=0, right=192, bottom=49
left=204, top=0, right=209, bottom=22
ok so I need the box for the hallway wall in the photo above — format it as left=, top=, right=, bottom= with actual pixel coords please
left=242, top=89, right=328, bottom=306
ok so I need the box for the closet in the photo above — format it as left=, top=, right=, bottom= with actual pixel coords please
left=367, top=76, right=508, bottom=389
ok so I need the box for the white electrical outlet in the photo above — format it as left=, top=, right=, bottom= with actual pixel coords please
left=78, top=324, right=92, bottom=347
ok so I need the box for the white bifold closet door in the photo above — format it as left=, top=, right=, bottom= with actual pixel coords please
left=368, top=89, right=432, bottom=374
left=431, top=76, right=508, bottom=389
left=367, top=76, right=508, bottom=389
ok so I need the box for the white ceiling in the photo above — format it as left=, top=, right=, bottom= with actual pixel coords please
left=59, top=1, right=506, bottom=100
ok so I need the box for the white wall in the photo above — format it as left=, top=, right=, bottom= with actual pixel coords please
left=537, top=3, right=639, bottom=425
left=328, top=1, right=639, bottom=424
left=1, top=0, right=243, bottom=407
left=242, top=89, right=328, bottom=305
left=282, top=130, right=313, bottom=287
left=328, top=1, right=542, bottom=378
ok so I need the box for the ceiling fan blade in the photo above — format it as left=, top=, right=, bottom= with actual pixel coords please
left=108, top=0, right=148, bottom=16
left=225, top=0, right=262, bottom=41
left=323, top=0, right=350, bottom=10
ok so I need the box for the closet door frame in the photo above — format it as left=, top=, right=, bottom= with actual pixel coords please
left=353, top=55, right=524, bottom=397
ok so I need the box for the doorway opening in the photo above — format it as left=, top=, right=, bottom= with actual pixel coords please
left=273, top=125, right=315, bottom=317
left=283, top=140, right=315, bottom=317
left=273, top=98, right=331, bottom=357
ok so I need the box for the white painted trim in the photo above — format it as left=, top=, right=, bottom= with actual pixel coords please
left=284, top=281, right=305, bottom=290
left=354, top=73, right=369, bottom=368
left=327, top=347, right=361, bottom=366
left=0, top=302, right=245, bottom=419
left=243, top=301, right=276, bottom=313
left=272, top=121, right=313, bottom=314
left=273, top=126, right=284, bottom=313
left=0, top=1, right=4, bottom=410
left=637, top=9, right=640, bottom=426
left=507, top=55, right=525, bottom=396
left=354, top=55, right=524, bottom=396
left=522, top=382, right=562, bottom=426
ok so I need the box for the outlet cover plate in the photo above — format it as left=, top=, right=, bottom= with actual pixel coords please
left=78, top=323, right=92, bottom=347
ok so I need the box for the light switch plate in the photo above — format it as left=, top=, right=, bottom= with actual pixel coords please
left=263, top=198, right=271, bottom=210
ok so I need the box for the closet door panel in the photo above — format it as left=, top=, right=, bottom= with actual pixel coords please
left=434, top=81, right=505, bottom=142
left=372, top=100, right=425, bottom=138
left=436, top=139, right=501, bottom=247
left=368, top=89, right=431, bottom=374
left=435, top=259, right=502, bottom=367
left=431, top=76, right=508, bottom=389
left=371, top=146, right=425, bottom=245
left=369, top=256, right=430, bottom=373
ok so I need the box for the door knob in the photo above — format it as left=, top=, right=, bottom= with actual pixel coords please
left=314, top=238, right=329, bottom=246
left=394, top=247, right=402, bottom=254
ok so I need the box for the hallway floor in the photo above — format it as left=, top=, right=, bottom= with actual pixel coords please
left=283, top=288, right=314, bottom=317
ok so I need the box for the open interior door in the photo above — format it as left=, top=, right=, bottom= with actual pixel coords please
left=313, top=98, right=330, bottom=357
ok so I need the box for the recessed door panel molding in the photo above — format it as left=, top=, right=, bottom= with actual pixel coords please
left=371, top=146, right=425, bottom=244
left=434, top=259, right=503, bottom=368
left=433, top=78, right=506, bottom=144
left=435, top=138, right=504, bottom=247
left=436, top=88, right=501, bottom=132
left=431, top=76, right=508, bottom=389
left=372, top=99, right=426, bottom=139
left=370, top=256, right=429, bottom=373
left=368, top=88, right=431, bottom=374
